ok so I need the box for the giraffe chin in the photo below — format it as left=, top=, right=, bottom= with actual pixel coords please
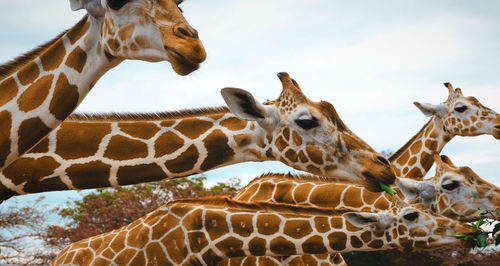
left=166, top=49, right=200, bottom=76
left=492, top=126, right=500, bottom=139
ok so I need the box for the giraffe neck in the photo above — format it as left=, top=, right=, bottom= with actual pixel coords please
left=0, top=109, right=276, bottom=200
left=0, top=15, right=121, bottom=170
left=233, top=173, right=396, bottom=212
left=389, top=118, right=453, bottom=180
left=221, top=253, right=346, bottom=266
left=52, top=198, right=396, bottom=265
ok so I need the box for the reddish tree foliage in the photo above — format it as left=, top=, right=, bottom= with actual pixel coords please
left=0, top=197, right=54, bottom=265
left=45, top=176, right=240, bottom=247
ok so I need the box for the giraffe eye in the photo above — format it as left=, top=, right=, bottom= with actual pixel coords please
left=454, top=105, right=467, bottom=113
left=403, top=212, right=419, bottom=221
left=442, top=180, right=460, bottom=191
left=108, top=0, right=130, bottom=10
left=295, top=117, right=319, bottom=130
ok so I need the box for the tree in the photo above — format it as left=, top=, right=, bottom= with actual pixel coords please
left=45, top=176, right=241, bottom=248
left=0, top=197, right=55, bottom=265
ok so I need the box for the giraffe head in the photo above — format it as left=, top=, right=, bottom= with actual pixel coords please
left=414, top=83, right=500, bottom=140
left=221, top=72, right=395, bottom=192
left=397, top=154, right=500, bottom=222
left=345, top=198, right=472, bottom=251
left=70, top=0, right=206, bottom=75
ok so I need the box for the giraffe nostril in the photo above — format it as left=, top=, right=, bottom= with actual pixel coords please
left=174, top=25, right=198, bottom=39
left=191, top=29, right=199, bottom=39
left=494, top=125, right=500, bottom=130
left=377, top=156, right=390, bottom=166
left=178, top=27, right=191, bottom=37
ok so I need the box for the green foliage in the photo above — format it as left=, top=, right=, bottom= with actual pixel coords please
left=379, top=182, right=396, bottom=195
left=472, top=219, right=485, bottom=231
left=456, top=209, right=500, bottom=248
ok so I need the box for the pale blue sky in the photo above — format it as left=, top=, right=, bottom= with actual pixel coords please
left=0, top=0, right=499, bottom=208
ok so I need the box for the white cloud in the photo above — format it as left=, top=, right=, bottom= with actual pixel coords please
left=1, top=0, right=499, bottom=200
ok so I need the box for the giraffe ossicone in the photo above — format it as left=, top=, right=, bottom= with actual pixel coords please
left=51, top=197, right=473, bottom=265
left=0, top=0, right=205, bottom=178
left=0, top=72, right=395, bottom=202
left=390, top=82, right=500, bottom=180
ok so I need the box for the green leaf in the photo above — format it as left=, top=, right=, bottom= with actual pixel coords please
left=493, top=223, right=500, bottom=237
left=478, top=219, right=486, bottom=227
left=496, top=235, right=500, bottom=246
left=477, top=233, right=488, bottom=247
left=479, top=211, right=490, bottom=216
left=472, top=219, right=485, bottom=231
left=379, top=183, right=396, bottom=195
left=456, top=234, right=466, bottom=239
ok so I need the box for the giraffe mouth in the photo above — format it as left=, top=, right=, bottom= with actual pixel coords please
left=165, top=47, right=200, bottom=76
left=362, top=173, right=386, bottom=192
left=493, top=125, right=500, bottom=139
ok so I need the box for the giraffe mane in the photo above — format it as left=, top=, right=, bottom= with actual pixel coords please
left=250, top=172, right=359, bottom=185
left=68, top=106, right=230, bottom=121
left=388, top=119, right=433, bottom=162
left=167, top=196, right=352, bottom=216
left=0, top=15, right=89, bottom=80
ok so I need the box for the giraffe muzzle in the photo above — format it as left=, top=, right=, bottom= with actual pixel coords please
left=492, top=114, right=500, bottom=139
left=359, top=153, right=397, bottom=192
left=361, top=171, right=396, bottom=192
left=165, top=47, right=201, bottom=76
left=493, top=124, right=500, bottom=139
left=162, top=23, right=206, bottom=76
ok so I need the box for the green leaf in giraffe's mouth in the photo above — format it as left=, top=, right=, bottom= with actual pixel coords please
left=379, top=182, right=396, bottom=195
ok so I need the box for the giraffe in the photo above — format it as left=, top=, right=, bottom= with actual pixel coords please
left=226, top=174, right=394, bottom=266
left=233, top=166, right=500, bottom=224
left=224, top=154, right=500, bottom=265
left=0, top=0, right=206, bottom=173
left=397, top=154, right=500, bottom=222
left=51, top=197, right=473, bottom=265
left=221, top=83, right=500, bottom=266
left=0, top=73, right=395, bottom=201
left=389, top=83, right=500, bottom=180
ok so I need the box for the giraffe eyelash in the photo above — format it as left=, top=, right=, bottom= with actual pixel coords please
left=454, top=105, right=467, bottom=113
left=403, top=212, right=419, bottom=221
left=108, top=0, right=131, bottom=11
left=295, top=117, right=319, bottom=130
left=442, top=180, right=460, bottom=191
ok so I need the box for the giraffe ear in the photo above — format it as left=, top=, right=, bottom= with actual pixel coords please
left=396, top=178, right=435, bottom=201
left=344, top=212, right=391, bottom=230
left=69, top=0, right=104, bottom=17
left=221, top=87, right=269, bottom=121
left=413, top=102, right=448, bottom=118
